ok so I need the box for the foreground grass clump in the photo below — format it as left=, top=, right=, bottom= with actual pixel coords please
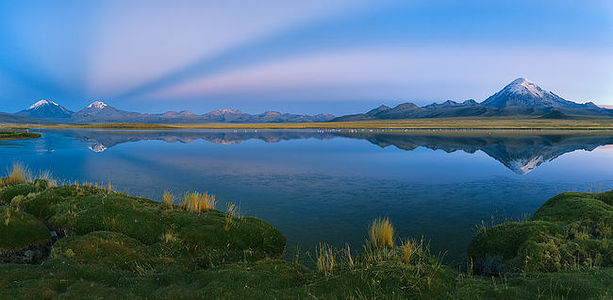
left=369, top=217, right=394, bottom=248
left=2, top=163, right=30, bottom=185
left=0, top=206, right=50, bottom=251
left=181, top=191, right=216, bottom=213
left=468, top=191, right=613, bottom=274
left=162, top=190, right=175, bottom=209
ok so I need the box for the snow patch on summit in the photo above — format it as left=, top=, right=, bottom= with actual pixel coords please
left=87, top=101, right=108, bottom=110
left=29, top=100, right=59, bottom=109
left=505, top=78, right=547, bottom=97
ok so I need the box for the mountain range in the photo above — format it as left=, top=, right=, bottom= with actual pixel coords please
left=3, top=78, right=612, bottom=124
left=334, top=78, right=612, bottom=121
left=12, top=100, right=335, bottom=124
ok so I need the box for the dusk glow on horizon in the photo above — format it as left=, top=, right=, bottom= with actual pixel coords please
left=1, top=0, right=612, bottom=115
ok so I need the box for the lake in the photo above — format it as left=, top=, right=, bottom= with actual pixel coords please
left=2, top=129, right=613, bottom=260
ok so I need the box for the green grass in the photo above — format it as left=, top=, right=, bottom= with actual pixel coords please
left=0, top=172, right=611, bottom=298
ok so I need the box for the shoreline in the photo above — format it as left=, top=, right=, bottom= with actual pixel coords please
left=3, top=117, right=613, bottom=131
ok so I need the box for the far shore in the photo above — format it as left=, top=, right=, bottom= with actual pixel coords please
left=3, top=117, right=613, bottom=131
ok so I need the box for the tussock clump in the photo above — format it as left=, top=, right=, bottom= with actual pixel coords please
left=37, top=170, right=58, bottom=187
left=162, top=191, right=175, bottom=209
left=224, top=203, right=239, bottom=231
left=316, top=243, right=335, bottom=276
left=369, top=218, right=394, bottom=248
left=5, top=163, right=31, bottom=185
left=181, top=191, right=216, bottom=213
left=400, top=238, right=423, bottom=264
left=162, top=231, right=179, bottom=243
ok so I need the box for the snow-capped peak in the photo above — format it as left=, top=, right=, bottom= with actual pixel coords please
left=504, top=78, right=546, bottom=97
left=29, top=99, right=59, bottom=110
left=87, top=101, right=108, bottom=110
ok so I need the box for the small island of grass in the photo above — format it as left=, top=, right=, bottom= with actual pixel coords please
left=0, top=131, right=41, bottom=140
left=0, top=164, right=611, bottom=298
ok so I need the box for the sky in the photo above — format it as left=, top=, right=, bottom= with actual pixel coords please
left=0, top=0, right=612, bottom=115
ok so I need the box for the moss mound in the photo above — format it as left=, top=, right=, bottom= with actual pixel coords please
left=468, top=191, right=613, bottom=274
left=51, top=231, right=154, bottom=272
left=16, top=184, right=285, bottom=267
left=0, top=206, right=50, bottom=251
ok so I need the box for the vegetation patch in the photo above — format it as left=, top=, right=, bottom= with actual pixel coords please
left=0, top=131, right=41, bottom=140
left=468, top=191, right=613, bottom=274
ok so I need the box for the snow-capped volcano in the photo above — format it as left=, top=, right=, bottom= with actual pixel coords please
left=17, top=99, right=73, bottom=119
left=73, top=101, right=142, bottom=122
left=481, top=78, right=591, bottom=109
left=87, top=101, right=108, bottom=110
left=29, top=99, right=58, bottom=109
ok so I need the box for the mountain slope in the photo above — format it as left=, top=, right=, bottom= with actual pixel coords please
left=16, top=100, right=73, bottom=119
left=72, top=101, right=144, bottom=123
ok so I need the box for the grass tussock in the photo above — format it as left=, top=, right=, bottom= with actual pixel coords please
left=369, top=217, right=394, bottom=248
left=4, top=163, right=31, bottom=185
left=224, top=203, right=239, bottom=231
left=316, top=243, right=336, bottom=276
left=162, top=191, right=175, bottom=209
left=181, top=191, right=216, bottom=213
left=400, top=237, right=424, bottom=264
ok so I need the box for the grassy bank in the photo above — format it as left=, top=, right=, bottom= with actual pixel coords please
left=4, top=117, right=613, bottom=130
left=0, top=164, right=611, bottom=298
left=0, top=131, right=41, bottom=140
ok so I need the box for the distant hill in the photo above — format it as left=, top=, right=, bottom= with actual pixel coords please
left=335, top=78, right=611, bottom=121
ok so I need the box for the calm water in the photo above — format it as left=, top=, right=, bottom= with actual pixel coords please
left=2, top=129, right=613, bottom=260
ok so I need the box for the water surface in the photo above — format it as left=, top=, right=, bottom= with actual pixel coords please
left=2, top=129, right=613, bottom=260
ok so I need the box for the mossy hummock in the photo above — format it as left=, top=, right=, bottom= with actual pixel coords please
left=468, top=191, right=613, bottom=274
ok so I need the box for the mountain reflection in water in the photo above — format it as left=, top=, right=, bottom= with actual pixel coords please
left=46, top=129, right=613, bottom=175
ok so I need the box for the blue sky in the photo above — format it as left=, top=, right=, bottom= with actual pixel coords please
left=0, top=0, right=612, bottom=115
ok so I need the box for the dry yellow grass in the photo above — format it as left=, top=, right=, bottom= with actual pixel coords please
left=161, top=231, right=179, bottom=243
left=224, top=203, right=239, bottom=231
left=316, top=243, right=335, bottom=276
left=181, top=191, right=216, bottom=213
left=5, top=163, right=30, bottom=185
left=37, top=170, right=58, bottom=187
left=400, top=238, right=423, bottom=264
left=162, top=191, right=175, bottom=209
left=369, top=218, right=395, bottom=248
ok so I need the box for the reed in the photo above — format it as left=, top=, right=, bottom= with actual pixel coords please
left=369, top=218, right=394, bottom=248
left=181, top=191, right=216, bottom=213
